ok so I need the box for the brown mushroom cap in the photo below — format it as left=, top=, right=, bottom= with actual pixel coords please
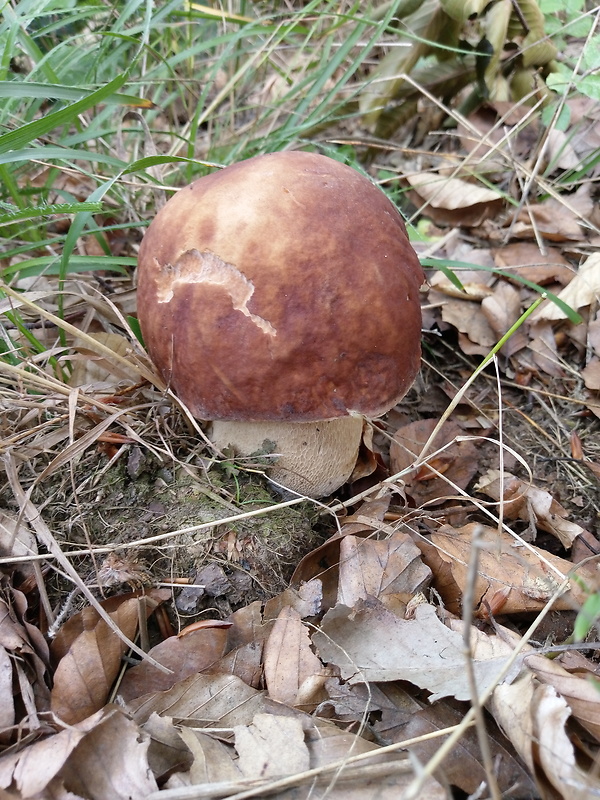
left=137, top=151, right=423, bottom=424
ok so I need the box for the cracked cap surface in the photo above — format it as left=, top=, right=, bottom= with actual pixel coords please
left=137, top=151, right=424, bottom=422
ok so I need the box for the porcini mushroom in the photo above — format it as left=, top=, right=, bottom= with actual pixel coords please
left=136, top=151, right=423, bottom=497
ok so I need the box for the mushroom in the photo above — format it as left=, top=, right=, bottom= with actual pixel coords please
left=136, top=151, right=423, bottom=497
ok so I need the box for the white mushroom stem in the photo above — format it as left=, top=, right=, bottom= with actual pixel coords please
left=210, top=416, right=364, bottom=498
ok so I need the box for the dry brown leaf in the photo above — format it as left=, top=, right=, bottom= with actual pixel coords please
left=317, top=678, right=399, bottom=725
left=524, top=652, right=600, bottom=742
left=459, top=102, right=540, bottom=166
left=475, top=470, right=587, bottom=548
left=533, top=252, right=600, bottom=321
left=263, top=605, right=330, bottom=708
left=0, top=646, right=13, bottom=742
left=429, top=268, right=494, bottom=301
left=405, top=172, right=504, bottom=227
left=494, top=242, right=574, bottom=286
left=582, top=359, right=600, bottom=391
left=414, top=523, right=595, bottom=617
left=264, top=580, right=323, bottom=622
left=140, top=713, right=194, bottom=784
left=126, top=672, right=268, bottom=727
left=0, top=585, right=50, bottom=740
left=117, top=624, right=229, bottom=703
left=226, top=600, right=266, bottom=649
left=51, top=591, right=167, bottom=724
left=0, top=706, right=157, bottom=800
left=290, top=496, right=392, bottom=612
left=51, top=597, right=141, bottom=725
left=0, top=511, right=37, bottom=579
left=441, top=298, right=497, bottom=353
left=492, top=672, right=599, bottom=800
left=526, top=320, right=564, bottom=377
left=165, top=711, right=446, bottom=799
left=313, top=598, right=510, bottom=701
left=235, top=713, right=310, bottom=778
left=390, top=419, right=480, bottom=506
left=176, top=727, right=241, bottom=786
left=481, top=281, right=528, bottom=356
left=336, top=533, right=431, bottom=615
left=512, top=193, right=588, bottom=242
left=379, top=700, right=536, bottom=798
left=210, top=640, right=264, bottom=688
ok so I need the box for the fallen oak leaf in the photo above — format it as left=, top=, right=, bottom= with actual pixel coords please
left=312, top=599, right=512, bottom=701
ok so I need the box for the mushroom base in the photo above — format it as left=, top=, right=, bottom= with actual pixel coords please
left=210, top=417, right=364, bottom=498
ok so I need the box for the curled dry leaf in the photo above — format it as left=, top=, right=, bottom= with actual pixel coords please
left=429, top=268, right=494, bottom=301
left=492, top=673, right=599, bottom=800
left=475, top=469, right=588, bottom=548
left=0, top=706, right=157, bottom=800
left=524, top=652, right=600, bottom=743
left=0, top=584, right=51, bottom=743
left=140, top=713, right=194, bottom=784
left=413, top=523, right=597, bottom=617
